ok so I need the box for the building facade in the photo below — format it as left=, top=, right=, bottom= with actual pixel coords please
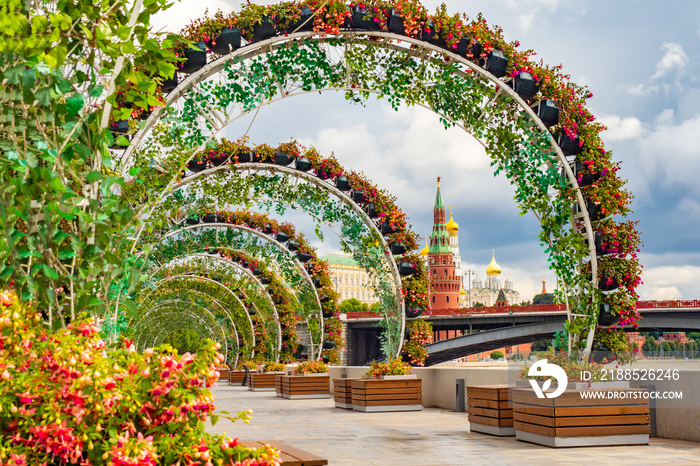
left=319, top=253, right=379, bottom=305
left=427, top=178, right=461, bottom=310
left=469, top=252, right=521, bottom=307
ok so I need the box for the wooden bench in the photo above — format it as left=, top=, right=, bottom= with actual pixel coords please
left=512, top=387, right=650, bottom=447
left=242, top=440, right=327, bottom=465
left=351, top=377, right=422, bottom=412
left=467, top=385, right=514, bottom=436
left=333, top=378, right=355, bottom=409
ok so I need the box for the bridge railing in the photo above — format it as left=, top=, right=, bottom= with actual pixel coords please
left=637, top=299, right=700, bottom=309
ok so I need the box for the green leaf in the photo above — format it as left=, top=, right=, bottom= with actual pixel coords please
left=88, top=84, right=104, bottom=97
left=66, top=94, right=84, bottom=116
left=43, top=265, right=59, bottom=280
left=86, top=171, right=103, bottom=183
left=0, top=267, right=13, bottom=279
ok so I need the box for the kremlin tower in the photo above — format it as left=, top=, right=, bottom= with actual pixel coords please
left=427, top=177, right=461, bottom=310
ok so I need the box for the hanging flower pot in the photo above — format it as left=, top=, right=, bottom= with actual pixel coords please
left=599, top=273, right=619, bottom=291
left=595, top=231, right=612, bottom=256
left=287, top=240, right=300, bottom=252
left=187, top=159, right=207, bottom=172
left=240, top=259, right=249, bottom=268
left=387, top=9, right=405, bottom=35
left=571, top=160, right=601, bottom=187
left=209, top=27, right=241, bottom=55
left=352, top=189, right=367, bottom=204
left=585, top=198, right=605, bottom=221
left=398, top=261, right=416, bottom=276
left=237, top=152, right=259, bottom=163
left=252, top=268, right=262, bottom=276
left=456, top=37, right=482, bottom=60
left=209, top=153, right=229, bottom=166
left=251, top=16, right=276, bottom=43
left=336, top=175, right=351, bottom=191
left=316, top=168, right=334, bottom=180
left=161, top=72, right=178, bottom=93
left=274, top=151, right=294, bottom=166
left=295, top=157, right=312, bottom=172
left=592, top=341, right=610, bottom=363
left=282, top=333, right=290, bottom=341
left=260, top=276, right=271, bottom=285
left=322, top=340, right=336, bottom=350
left=556, top=132, right=583, bottom=157
left=313, top=277, right=322, bottom=288
left=532, top=99, right=559, bottom=127
left=237, top=292, right=245, bottom=299
left=202, top=213, right=217, bottom=223
left=111, top=119, right=130, bottom=134
left=206, top=247, right=218, bottom=255
left=263, top=223, right=274, bottom=234
left=298, top=252, right=313, bottom=263
left=351, top=5, right=381, bottom=30
left=180, top=42, right=207, bottom=74
left=275, top=231, right=290, bottom=244
left=485, top=50, right=508, bottom=78
left=364, top=203, right=378, bottom=219
left=380, top=221, right=398, bottom=235
left=512, top=71, right=538, bottom=100
left=283, top=6, right=314, bottom=33
left=185, top=216, right=200, bottom=226
left=401, top=352, right=412, bottom=364
left=406, top=306, right=425, bottom=318
left=248, top=308, right=256, bottom=316
left=390, top=242, right=406, bottom=255
left=321, top=355, right=330, bottom=364
left=598, top=303, right=617, bottom=326
left=421, top=20, right=446, bottom=48
left=322, top=309, right=334, bottom=319
left=320, top=295, right=331, bottom=303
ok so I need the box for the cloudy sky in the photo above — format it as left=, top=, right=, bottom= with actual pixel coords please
left=153, top=0, right=700, bottom=301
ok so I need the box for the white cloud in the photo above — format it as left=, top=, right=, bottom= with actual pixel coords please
left=637, top=264, right=700, bottom=300
left=598, top=114, right=646, bottom=142
left=651, top=43, right=689, bottom=83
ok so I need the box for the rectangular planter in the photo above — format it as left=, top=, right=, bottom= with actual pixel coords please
left=333, top=378, right=355, bottom=409
left=249, top=372, right=283, bottom=391
left=276, top=373, right=286, bottom=398
left=467, top=385, right=514, bottom=436
left=218, top=367, right=230, bottom=382
left=351, top=378, right=422, bottom=412
left=283, top=374, right=331, bottom=399
left=512, top=387, right=650, bottom=447
left=228, top=370, right=245, bottom=385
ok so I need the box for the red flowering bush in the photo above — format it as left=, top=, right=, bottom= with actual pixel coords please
left=292, top=360, right=329, bottom=374
left=0, top=291, right=279, bottom=465
left=402, top=318, right=432, bottom=366
left=366, top=358, right=413, bottom=377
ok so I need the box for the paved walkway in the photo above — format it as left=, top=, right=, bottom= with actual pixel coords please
left=207, top=384, right=700, bottom=465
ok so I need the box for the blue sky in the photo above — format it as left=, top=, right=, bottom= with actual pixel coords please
left=154, top=0, right=700, bottom=301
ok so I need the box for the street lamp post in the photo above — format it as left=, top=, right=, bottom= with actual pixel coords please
left=463, top=269, right=475, bottom=308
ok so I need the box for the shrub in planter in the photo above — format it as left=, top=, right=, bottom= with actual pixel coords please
left=366, top=359, right=413, bottom=377
left=292, top=360, right=329, bottom=374
left=262, top=361, right=286, bottom=372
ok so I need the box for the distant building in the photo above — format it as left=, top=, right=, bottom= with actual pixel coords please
left=319, top=253, right=379, bottom=305
left=426, top=178, right=460, bottom=310
left=469, top=251, right=521, bottom=307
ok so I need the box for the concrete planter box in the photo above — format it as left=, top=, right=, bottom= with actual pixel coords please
left=467, top=385, right=514, bottom=436
left=228, top=370, right=245, bottom=385
left=512, top=387, right=650, bottom=447
left=282, top=374, right=331, bottom=399
left=351, top=378, right=422, bottom=412
left=249, top=372, right=284, bottom=391
left=333, top=378, right=356, bottom=409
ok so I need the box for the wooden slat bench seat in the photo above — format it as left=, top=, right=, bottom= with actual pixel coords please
left=467, top=384, right=514, bottom=436
left=511, top=387, right=650, bottom=447
left=242, top=440, right=328, bottom=465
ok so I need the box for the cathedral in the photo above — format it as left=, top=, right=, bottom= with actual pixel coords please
left=420, top=178, right=521, bottom=309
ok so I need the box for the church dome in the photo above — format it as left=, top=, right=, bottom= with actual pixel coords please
left=472, top=276, right=482, bottom=287
left=505, top=273, right=513, bottom=285
left=460, top=289, right=466, bottom=295
left=486, top=251, right=501, bottom=276
left=446, top=208, right=459, bottom=237
left=419, top=236, right=429, bottom=255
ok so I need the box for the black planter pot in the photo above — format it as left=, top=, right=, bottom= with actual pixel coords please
left=275, top=151, right=294, bottom=166
left=401, top=352, right=412, bottom=364
left=387, top=9, right=405, bottom=35
left=320, top=295, right=331, bottom=303
left=595, top=231, right=611, bottom=256
left=185, top=216, right=200, bottom=226
left=321, top=355, right=330, bottom=364
left=295, top=157, right=312, bottom=172
left=532, top=99, right=559, bottom=127
left=111, top=120, right=129, bottom=134
left=352, top=189, right=367, bottom=204
left=202, top=213, right=217, bottom=223
left=316, top=168, right=334, bottom=181
left=252, top=268, right=262, bottom=276
left=209, top=27, right=241, bottom=55
left=322, top=309, right=334, bottom=319
left=571, top=160, right=601, bottom=187
left=240, top=260, right=249, bottom=268
left=398, top=261, right=416, bottom=276
left=422, top=20, right=446, bottom=48
left=322, top=340, right=336, bottom=350
left=180, top=42, right=207, bottom=74
left=248, top=308, right=256, bottom=316
left=209, top=153, right=229, bottom=166
left=512, top=71, right=538, bottom=100
left=161, top=72, right=178, bottom=93
left=406, top=306, right=424, bottom=318
left=313, top=277, right=322, bottom=288
left=275, top=231, right=290, bottom=244
left=364, top=203, right=378, bottom=219
left=263, top=223, right=274, bottom=234
left=238, top=292, right=246, bottom=299
left=287, top=240, right=300, bottom=252
left=237, top=152, right=259, bottom=163
left=187, top=159, right=207, bottom=172
left=336, top=175, right=351, bottom=191
left=252, top=16, right=276, bottom=42
left=598, top=303, right=617, bottom=327
left=260, top=276, right=271, bottom=285
left=585, top=198, right=605, bottom=221
left=206, top=247, right=218, bottom=255
left=592, top=342, right=610, bottom=364
left=557, top=132, right=583, bottom=157
left=380, top=221, right=398, bottom=235
left=485, top=50, right=508, bottom=78
left=298, top=252, right=313, bottom=263
left=390, top=242, right=407, bottom=255
left=456, top=37, right=482, bottom=60
left=599, top=273, right=619, bottom=291
left=352, top=5, right=382, bottom=30
left=283, top=7, right=314, bottom=33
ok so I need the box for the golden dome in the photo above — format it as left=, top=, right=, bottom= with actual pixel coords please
left=486, top=250, right=501, bottom=276
left=419, top=236, right=429, bottom=255
left=460, top=289, right=466, bottom=295
left=446, top=207, right=459, bottom=237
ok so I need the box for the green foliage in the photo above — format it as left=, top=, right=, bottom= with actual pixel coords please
left=366, top=358, right=413, bottom=377
left=490, top=350, right=504, bottom=360
left=339, top=298, right=369, bottom=314
left=161, top=327, right=207, bottom=354
left=532, top=293, right=555, bottom=305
